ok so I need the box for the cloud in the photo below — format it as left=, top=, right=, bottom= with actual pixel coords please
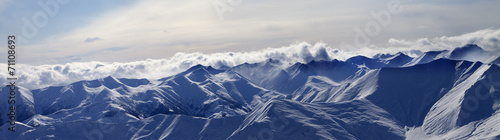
left=2, top=28, right=500, bottom=90
left=12, top=0, right=405, bottom=65
left=8, top=0, right=500, bottom=65
left=418, top=26, right=428, bottom=29
left=388, top=28, right=500, bottom=51
left=105, top=47, right=128, bottom=51
left=0, top=42, right=353, bottom=89
left=84, top=37, right=102, bottom=43
left=0, top=28, right=499, bottom=90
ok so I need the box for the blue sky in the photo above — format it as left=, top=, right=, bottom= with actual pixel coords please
left=1, top=0, right=499, bottom=65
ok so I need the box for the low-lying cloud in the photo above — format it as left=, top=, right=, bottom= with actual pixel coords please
left=0, top=42, right=350, bottom=89
left=388, top=28, right=500, bottom=52
left=1, top=29, right=499, bottom=90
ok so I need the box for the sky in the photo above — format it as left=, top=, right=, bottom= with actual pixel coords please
left=1, top=0, right=500, bottom=65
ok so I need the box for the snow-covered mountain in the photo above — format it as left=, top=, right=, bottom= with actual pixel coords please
left=1, top=44, right=500, bottom=139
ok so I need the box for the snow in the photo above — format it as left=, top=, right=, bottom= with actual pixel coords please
left=1, top=44, right=500, bottom=139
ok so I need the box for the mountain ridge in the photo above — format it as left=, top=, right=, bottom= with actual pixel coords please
left=1, top=44, right=500, bottom=139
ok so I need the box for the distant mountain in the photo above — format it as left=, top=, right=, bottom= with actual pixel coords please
left=346, top=55, right=387, bottom=69
left=405, top=50, right=448, bottom=66
left=1, top=44, right=500, bottom=139
left=448, top=44, right=499, bottom=63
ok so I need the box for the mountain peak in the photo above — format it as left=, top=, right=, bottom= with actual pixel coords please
left=384, top=52, right=412, bottom=66
left=390, top=52, right=410, bottom=59
left=100, top=75, right=123, bottom=89
left=263, top=58, right=282, bottom=66
left=102, top=75, right=117, bottom=81
left=450, top=44, right=484, bottom=55
left=451, top=44, right=484, bottom=54
left=176, top=64, right=210, bottom=76
left=186, top=64, right=207, bottom=71
left=374, top=53, right=396, bottom=59
left=449, top=44, right=496, bottom=62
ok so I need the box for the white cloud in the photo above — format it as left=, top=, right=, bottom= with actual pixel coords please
left=0, top=42, right=355, bottom=89
left=388, top=28, right=500, bottom=51
left=2, top=28, right=500, bottom=90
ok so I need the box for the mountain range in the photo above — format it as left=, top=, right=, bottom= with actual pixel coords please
left=1, top=44, right=500, bottom=139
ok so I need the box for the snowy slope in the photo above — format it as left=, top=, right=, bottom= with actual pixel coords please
left=0, top=86, right=35, bottom=127
left=228, top=99, right=405, bottom=140
left=1, top=100, right=405, bottom=140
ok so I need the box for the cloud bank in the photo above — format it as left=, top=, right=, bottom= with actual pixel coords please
left=388, top=28, right=500, bottom=52
left=0, top=42, right=349, bottom=89
left=353, top=28, right=500, bottom=57
left=1, top=29, right=500, bottom=90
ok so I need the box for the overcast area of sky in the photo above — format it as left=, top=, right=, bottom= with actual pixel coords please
left=0, top=0, right=499, bottom=65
